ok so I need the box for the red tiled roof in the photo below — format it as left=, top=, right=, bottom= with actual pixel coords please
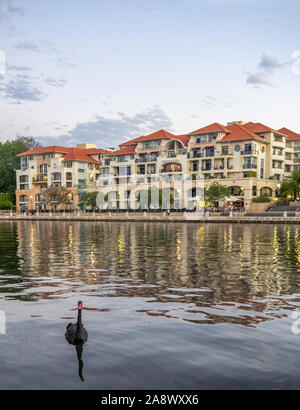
left=244, top=122, right=286, bottom=137
left=17, top=146, right=69, bottom=156
left=18, top=145, right=100, bottom=163
left=86, top=148, right=113, bottom=155
left=174, top=134, right=190, bottom=147
left=220, top=123, right=266, bottom=142
left=62, top=148, right=99, bottom=163
left=278, top=127, right=300, bottom=140
left=108, top=145, right=137, bottom=156
left=120, top=129, right=175, bottom=146
left=188, top=122, right=229, bottom=135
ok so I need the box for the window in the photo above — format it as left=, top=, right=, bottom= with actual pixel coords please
left=252, top=186, right=257, bottom=196
left=20, top=184, right=29, bottom=190
left=205, top=147, right=214, bottom=157
left=196, top=136, right=207, bottom=144
left=66, top=182, right=72, bottom=188
left=78, top=168, right=85, bottom=173
left=29, top=156, right=33, bottom=161
left=20, top=175, right=29, bottom=182
left=66, top=172, right=72, bottom=180
left=222, top=146, right=229, bottom=155
left=143, top=141, right=153, bottom=149
left=65, top=162, right=73, bottom=168
left=235, top=144, right=240, bottom=152
left=208, top=133, right=217, bottom=142
left=52, top=172, right=61, bottom=181
left=130, top=154, right=135, bottom=159
left=40, top=164, right=47, bottom=174
left=19, top=195, right=28, bottom=203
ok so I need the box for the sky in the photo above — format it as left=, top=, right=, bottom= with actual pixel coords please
left=0, top=0, right=300, bottom=148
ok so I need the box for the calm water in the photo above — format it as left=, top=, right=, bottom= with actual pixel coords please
left=1, top=221, right=300, bottom=389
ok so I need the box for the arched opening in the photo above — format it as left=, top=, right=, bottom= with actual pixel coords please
left=260, top=187, right=272, bottom=197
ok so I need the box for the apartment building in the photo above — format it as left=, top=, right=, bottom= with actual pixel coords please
left=15, top=121, right=300, bottom=212
left=16, top=144, right=110, bottom=212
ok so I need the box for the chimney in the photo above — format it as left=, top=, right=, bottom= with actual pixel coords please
left=227, top=121, right=246, bottom=126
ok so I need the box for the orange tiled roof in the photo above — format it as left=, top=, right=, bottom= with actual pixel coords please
left=220, top=123, right=266, bottom=142
left=108, top=145, right=137, bottom=156
left=62, top=148, right=99, bottom=163
left=174, top=134, right=190, bottom=147
left=243, top=122, right=285, bottom=136
left=18, top=145, right=100, bottom=163
left=17, top=146, right=70, bottom=156
left=188, top=122, right=229, bottom=135
left=120, top=129, right=175, bottom=146
left=86, top=148, right=113, bottom=155
left=278, top=127, right=300, bottom=140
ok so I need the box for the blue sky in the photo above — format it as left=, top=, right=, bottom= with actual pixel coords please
left=0, top=0, right=300, bottom=148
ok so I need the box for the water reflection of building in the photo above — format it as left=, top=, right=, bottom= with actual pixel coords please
left=12, top=221, right=300, bottom=325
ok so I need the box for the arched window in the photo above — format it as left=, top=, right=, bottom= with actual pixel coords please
left=40, top=164, right=48, bottom=174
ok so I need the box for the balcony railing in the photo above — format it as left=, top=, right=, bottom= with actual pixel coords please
left=241, top=149, right=257, bottom=155
left=243, top=164, right=257, bottom=169
left=33, top=174, right=48, bottom=183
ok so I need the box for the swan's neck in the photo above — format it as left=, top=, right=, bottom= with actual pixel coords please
left=77, top=309, right=82, bottom=326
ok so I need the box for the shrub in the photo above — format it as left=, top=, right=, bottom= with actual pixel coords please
left=252, top=195, right=271, bottom=203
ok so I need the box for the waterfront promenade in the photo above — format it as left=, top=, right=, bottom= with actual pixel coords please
left=1, top=211, right=300, bottom=224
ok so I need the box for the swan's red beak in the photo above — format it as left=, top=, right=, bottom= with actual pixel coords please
left=78, top=301, right=82, bottom=310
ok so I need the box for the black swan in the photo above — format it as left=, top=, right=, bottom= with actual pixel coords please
left=65, top=301, right=88, bottom=345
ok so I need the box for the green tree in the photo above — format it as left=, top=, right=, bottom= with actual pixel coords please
left=280, top=172, right=300, bottom=200
left=204, top=183, right=231, bottom=204
left=0, top=137, right=41, bottom=202
left=0, top=193, right=13, bottom=209
left=43, top=186, right=72, bottom=211
left=79, top=191, right=99, bottom=210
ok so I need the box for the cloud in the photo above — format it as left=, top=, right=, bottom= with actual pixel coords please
left=203, top=95, right=217, bottom=108
left=7, top=64, right=32, bottom=72
left=13, top=40, right=60, bottom=54
left=0, top=0, right=26, bottom=21
left=246, top=71, right=273, bottom=87
left=38, top=106, right=173, bottom=147
left=44, top=77, right=68, bottom=87
left=259, top=15, right=276, bottom=24
left=0, top=76, right=45, bottom=103
left=258, top=51, right=283, bottom=73
left=246, top=51, right=285, bottom=88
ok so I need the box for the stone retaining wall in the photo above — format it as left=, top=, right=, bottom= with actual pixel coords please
left=1, top=213, right=300, bottom=224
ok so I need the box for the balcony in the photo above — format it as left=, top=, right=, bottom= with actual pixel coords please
left=136, top=156, right=157, bottom=163
left=273, top=140, right=285, bottom=148
left=241, top=149, right=257, bottom=155
left=215, top=150, right=233, bottom=156
left=32, top=174, right=48, bottom=183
